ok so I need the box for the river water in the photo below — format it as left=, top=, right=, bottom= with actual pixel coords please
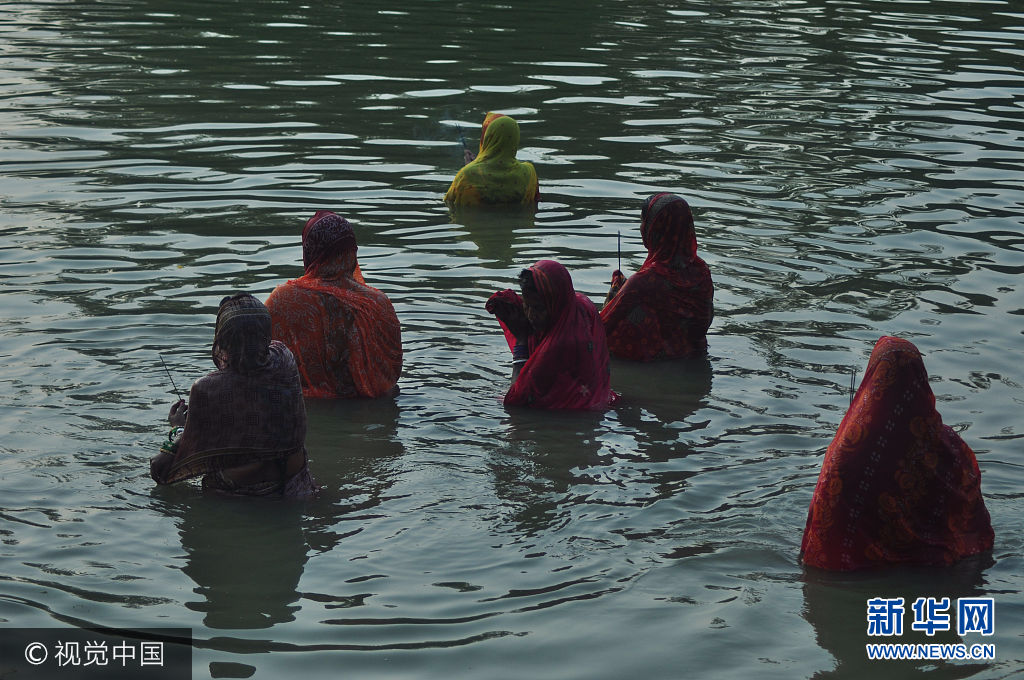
left=1, top=1, right=1022, bottom=678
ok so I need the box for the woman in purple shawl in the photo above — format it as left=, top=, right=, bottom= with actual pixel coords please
left=150, top=293, right=316, bottom=497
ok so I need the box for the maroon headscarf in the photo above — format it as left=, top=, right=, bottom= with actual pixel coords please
left=302, top=210, right=357, bottom=273
left=641, top=192, right=698, bottom=271
left=600, top=193, right=713, bottom=360
left=800, top=337, right=994, bottom=570
left=488, top=260, right=616, bottom=410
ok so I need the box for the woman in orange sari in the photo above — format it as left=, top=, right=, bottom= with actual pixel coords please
left=265, top=211, right=402, bottom=398
left=445, top=113, right=539, bottom=207
left=600, top=193, right=713, bottom=361
left=799, top=336, right=993, bottom=570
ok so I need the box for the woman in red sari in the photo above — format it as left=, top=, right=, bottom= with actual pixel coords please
left=600, top=193, right=713, bottom=361
left=486, top=259, right=616, bottom=410
left=800, top=336, right=993, bottom=570
left=151, top=293, right=316, bottom=498
left=265, top=211, right=402, bottom=399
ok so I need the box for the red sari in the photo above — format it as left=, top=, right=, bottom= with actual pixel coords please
left=265, top=211, right=402, bottom=398
left=487, top=260, right=616, bottom=410
left=800, top=337, right=993, bottom=570
left=600, top=193, right=713, bottom=360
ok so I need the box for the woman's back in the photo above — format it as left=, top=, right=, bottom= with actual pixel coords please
left=445, top=115, right=539, bottom=206
left=601, top=194, right=714, bottom=361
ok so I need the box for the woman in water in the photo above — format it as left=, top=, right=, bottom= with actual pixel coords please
left=601, top=193, right=713, bottom=361
left=800, top=336, right=993, bottom=570
left=445, top=113, right=539, bottom=207
left=151, top=293, right=316, bottom=497
left=486, top=260, right=616, bottom=409
left=265, top=211, right=402, bottom=399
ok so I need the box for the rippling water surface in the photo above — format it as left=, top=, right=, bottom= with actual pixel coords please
left=1, top=1, right=1022, bottom=678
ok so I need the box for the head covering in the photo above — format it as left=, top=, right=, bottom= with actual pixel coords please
left=445, top=114, right=539, bottom=206
left=153, top=295, right=307, bottom=485
left=477, top=112, right=507, bottom=154
left=600, top=193, right=713, bottom=361
left=488, top=260, right=616, bottom=410
left=799, top=336, right=994, bottom=570
left=264, top=212, right=402, bottom=398
left=641, top=192, right=698, bottom=269
left=212, top=293, right=273, bottom=373
left=302, top=210, right=358, bottom=275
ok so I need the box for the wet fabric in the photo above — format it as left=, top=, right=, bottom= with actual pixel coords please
left=475, top=111, right=506, bottom=156
left=600, top=193, right=713, bottom=361
left=487, top=260, right=616, bottom=410
left=151, top=294, right=314, bottom=497
left=799, top=336, right=994, bottom=570
left=445, top=114, right=539, bottom=206
left=202, top=462, right=317, bottom=498
left=301, top=209, right=357, bottom=272
left=265, top=211, right=402, bottom=398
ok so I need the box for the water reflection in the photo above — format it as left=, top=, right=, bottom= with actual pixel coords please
left=488, top=358, right=712, bottom=536
left=173, top=496, right=309, bottom=630
left=448, top=204, right=537, bottom=269
left=613, top=356, right=713, bottom=434
left=303, top=397, right=404, bottom=532
left=489, top=409, right=606, bottom=536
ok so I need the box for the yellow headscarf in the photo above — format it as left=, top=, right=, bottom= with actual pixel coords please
left=476, top=112, right=506, bottom=155
left=445, top=114, right=539, bottom=206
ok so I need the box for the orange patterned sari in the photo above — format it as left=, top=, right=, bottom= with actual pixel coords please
left=800, top=337, right=993, bottom=570
left=266, top=211, right=402, bottom=398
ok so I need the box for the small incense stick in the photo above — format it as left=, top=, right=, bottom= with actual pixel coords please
left=849, top=368, right=856, bottom=405
left=160, top=354, right=182, bottom=400
left=617, top=231, right=621, bottom=271
left=456, top=122, right=467, bottom=152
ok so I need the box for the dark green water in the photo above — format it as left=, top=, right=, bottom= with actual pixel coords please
left=0, top=1, right=1021, bottom=678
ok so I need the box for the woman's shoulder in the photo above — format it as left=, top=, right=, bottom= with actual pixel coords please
left=266, top=341, right=304, bottom=386
left=267, top=279, right=340, bottom=320
left=573, top=291, right=598, bottom=314
left=359, top=281, right=395, bottom=304
left=690, top=255, right=712, bottom=277
left=267, top=279, right=311, bottom=303
left=190, top=368, right=232, bottom=399
left=350, top=285, right=400, bottom=330
left=269, top=340, right=297, bottom=364
left=616, top=268, right=660, bottom=296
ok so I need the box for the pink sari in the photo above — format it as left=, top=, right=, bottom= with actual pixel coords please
left=488, top=260, right=616, bottom=410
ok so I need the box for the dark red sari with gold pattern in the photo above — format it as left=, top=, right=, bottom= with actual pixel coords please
left=800, top=336, right=993, bottom=570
